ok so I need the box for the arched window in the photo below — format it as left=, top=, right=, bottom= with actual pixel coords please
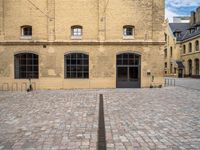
left=170, top=47, right=173, bottom=57
left=21, top=25, right=32, bottom=38
left=183, top=45, right=186, bottom=54
left=71, top=25, right=82, bottom=37
left=195, top=40, right=199, bottom=51
left=64, top=53, right=89, bottom=78
left=116, top=53, right=141, bottom=88
left=189, top=43, right=192, bottom=52
left=164, top=62, right=167, bottom=68
left=195, top=59, right=199, bottom=75
left=14, top=53, right=39, bottom=79
left=188, top=59, right=192, bottom=77
left=123, top=25, right=135, bottom=36
left=164, top=49, right=167, bottom=58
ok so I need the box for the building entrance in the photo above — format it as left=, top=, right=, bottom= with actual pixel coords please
left=116, top=53, right=141, bottom=88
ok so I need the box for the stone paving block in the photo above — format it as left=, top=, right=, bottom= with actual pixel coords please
left=0, top=87, right=200, bottom=149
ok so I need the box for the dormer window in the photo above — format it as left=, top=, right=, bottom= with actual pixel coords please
left=189, top=28, right=195, bottom=34
left=197, top=26, right=200, bottom=31
left=174, top=31, right=181, bottom=38
left=71, top=25, right=82, bottom=39
left=123, top=25, right=134, bottom=39
left=21, top=25, right=32, bottom=39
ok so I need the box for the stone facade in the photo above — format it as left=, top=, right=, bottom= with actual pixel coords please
left=0, top=0, right=165, bottom=90
left=164, top=7, right=200, bottom=78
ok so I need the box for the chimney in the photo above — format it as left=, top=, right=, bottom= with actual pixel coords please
left=190, top=11, right=196, bottom=25
left=196, top=6, right=200, bottom=23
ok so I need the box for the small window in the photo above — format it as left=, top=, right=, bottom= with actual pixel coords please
left=123, top=25, right=134, bottom=37
left=71, top=26, right=82, bottom=38
left=165, top=62, right=167, bottom=68
left=21, top=26, right=32, bottom=37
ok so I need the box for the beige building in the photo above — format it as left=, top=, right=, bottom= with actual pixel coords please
left=0, top=0, right=165, bottom=90
left=164, top=8, right=200, bottom=78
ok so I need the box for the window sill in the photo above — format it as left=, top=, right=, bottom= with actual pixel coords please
left=64, top=78, right=89, bottom=80
left=71, top=36, right=82, bottom=40
left=20, top=36, right=32, bottom=40
left=123, top=36, right=134, bottom=40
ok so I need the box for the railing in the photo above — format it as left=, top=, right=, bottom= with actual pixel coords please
left=0, top=82, right=36, bottom=91
left=165, top=78, right=176, bottom=87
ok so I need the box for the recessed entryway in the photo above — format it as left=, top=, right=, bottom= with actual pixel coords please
left=116, top=53, right=141, bottom=88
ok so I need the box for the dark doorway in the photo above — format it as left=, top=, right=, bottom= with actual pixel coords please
left=178, top=69, right=183, bottom=78
left=188, top=59, right=192, bottom=77
left=116, top=53, right=141, bottom=88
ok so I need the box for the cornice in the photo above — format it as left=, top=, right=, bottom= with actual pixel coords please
left=0, top=40, right=165, bottom=46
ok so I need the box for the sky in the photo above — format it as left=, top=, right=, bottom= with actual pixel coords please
left=165, top=0, right=200, bottom=22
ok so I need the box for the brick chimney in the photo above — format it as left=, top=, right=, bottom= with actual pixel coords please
left=190, top=11, right=196, bottom=25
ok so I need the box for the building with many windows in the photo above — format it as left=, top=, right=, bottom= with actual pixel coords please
left=164, top=7, right=200, bottom=78
left=0, top=0, right=165, bottom=90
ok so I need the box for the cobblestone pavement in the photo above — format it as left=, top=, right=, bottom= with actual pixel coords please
left=0, top=91, right=99, bottom=150
left=0, top=87, right=200, bottom=150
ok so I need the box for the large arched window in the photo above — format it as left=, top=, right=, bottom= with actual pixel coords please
left=195, top=58, right=199, bottom=75
left=14, top=53, right=39, bottom=79
left=188, top=59, right=192, bottom=77
left=189, top=43, right=192, bottom=52
left=64, top=53, right=89, bottom=79
left=195, top=40, right=199, bottom=51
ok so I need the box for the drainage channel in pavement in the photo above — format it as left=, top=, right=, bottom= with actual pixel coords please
left=97, top=94, right=106, bottom=150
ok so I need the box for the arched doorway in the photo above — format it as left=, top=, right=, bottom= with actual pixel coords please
left=188, top=59, right=192, bottom=77
left=195, top=58, right=199, bottom=76
left=116, top=53, right=141, bottom=88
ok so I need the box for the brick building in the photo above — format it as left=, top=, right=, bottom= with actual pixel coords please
left=0, top=0, right=165, bottom=90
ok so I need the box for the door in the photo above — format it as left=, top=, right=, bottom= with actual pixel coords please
left=116, top=53, right=141, bottom=88
left=178, top=69, right=183, bottom=78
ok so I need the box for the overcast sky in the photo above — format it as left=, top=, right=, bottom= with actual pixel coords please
left=165, top=0, right=200, bottom=22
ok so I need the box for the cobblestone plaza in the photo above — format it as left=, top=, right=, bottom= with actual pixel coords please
left=0, top=84, right=200, bottom=150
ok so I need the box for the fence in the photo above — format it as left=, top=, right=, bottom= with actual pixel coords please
left=165, top=78, right=176, bottom=87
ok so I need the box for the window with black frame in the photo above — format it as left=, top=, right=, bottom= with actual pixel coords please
left=14, top=53, right=39, bottom=79
left=71, top=26, right=82, bottom=36
left=65, top=53, right=89, bottom=79
left=123, top=25, right=134, bottom=36
left=21, top=26, right=32, bottom=36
